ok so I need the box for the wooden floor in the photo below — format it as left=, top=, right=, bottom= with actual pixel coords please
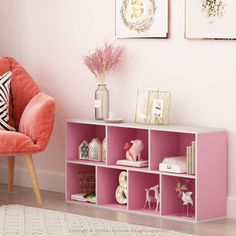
left=0, top=184, right=235, bottom=236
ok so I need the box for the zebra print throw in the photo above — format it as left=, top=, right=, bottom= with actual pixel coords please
left=0, top=71, right=15, bottom=131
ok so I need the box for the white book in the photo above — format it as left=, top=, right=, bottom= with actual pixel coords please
left=116, top=159, right=149, bottom=167
left=191, top=141, right=195, bottom=175
left=186, top=146, right=192, bottom=174
left=71, top=193, right=87, bottom=202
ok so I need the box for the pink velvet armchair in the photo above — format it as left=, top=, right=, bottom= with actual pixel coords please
left=0, top=57, right=56, bottom=204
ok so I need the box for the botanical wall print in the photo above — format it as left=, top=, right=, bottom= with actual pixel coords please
left=116, top=0, right=169, bottom=38
left=185, top=0, right=236, bottom=39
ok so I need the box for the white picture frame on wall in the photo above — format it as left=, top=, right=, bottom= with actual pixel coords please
left=185, top=0, right=236, bottom=40
left=115, top=0, right=169, bottom=38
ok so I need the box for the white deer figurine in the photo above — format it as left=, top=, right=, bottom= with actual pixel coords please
left=150, top=185, right=160, bottom=212
left=143, top=188, right=155, bottom=209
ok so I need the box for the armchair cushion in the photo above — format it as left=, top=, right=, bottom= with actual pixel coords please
left=0, top=71, right=15, bottom=131
left=19, top=92, right=56, bottom=153
left=0, top=130, right=35, bottom=155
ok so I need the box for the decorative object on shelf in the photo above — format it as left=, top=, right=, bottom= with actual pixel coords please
left=115, top=171, right=128, bottom=204
left=150, top=185, right=160, bottom=212
left=83, top=43, right=124, bottom=120
left=181, top=191, right=193, bottom=217
left=116, top=139, right=148, bottom=167
left=78, top=172, right=96, bottom=196
left=102, top=138, right=107, bottom=162
left=125, top=139, right=144, bottom=161
left=143, top=185, right=160, bottom=211
left=89, top=138, right=102, bottom=161
left=186, top=141, right=195, bottom=175
left=185, top=0, right=236, bottom=39
left=135, top=88, right=171, bottom=125
left=115, top=0, right=169, bottom=38
left=143, top=188, right=155, bottom=209
left=175, top=179, right=190, bottom=198
left=95, top=84, right=109, bottom=120
left=159, top=156, right=187, bottom=174
left=182, top=191, right=193, bottom=206
left=78, top=140, right=90, bottom=160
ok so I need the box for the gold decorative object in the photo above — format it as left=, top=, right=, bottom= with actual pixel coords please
left=135, top=88, right=171, bottom=125
left=78, top=172, right=96, bottom=194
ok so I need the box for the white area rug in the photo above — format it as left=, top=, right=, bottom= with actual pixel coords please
left=0, top=205, right=195, bottom=236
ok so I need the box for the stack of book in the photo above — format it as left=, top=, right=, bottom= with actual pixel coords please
left=71, top=193, right=96, bottom=203
left=186, top=141, right=195, bottom=175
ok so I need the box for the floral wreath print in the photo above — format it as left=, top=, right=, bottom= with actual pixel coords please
left=120, top=0, right=157, bottom=33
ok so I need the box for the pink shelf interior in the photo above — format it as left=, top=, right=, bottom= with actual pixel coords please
left=128, top=171, right=159, bottom=214
left=67, top=123, right=105, bottom=160
left=66, top=163, right=95, bottom=201
left=101, top=203, right=127, bottom=210
left=107, top=126, right=148, bottom=165
left=150, top=131, right=195, bottom=171
left=161, top=175, right=195, bottom=218
left=97, top=167, right=127, bottom=209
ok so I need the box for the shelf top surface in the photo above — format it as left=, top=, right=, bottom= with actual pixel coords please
left=66, top=118, right=225, bottom=134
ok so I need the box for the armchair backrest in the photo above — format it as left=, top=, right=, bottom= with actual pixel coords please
left=0, top=57, right=40, bottom=130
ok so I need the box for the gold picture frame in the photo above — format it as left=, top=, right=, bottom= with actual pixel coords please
left=135, top=88, right=171, bottom=125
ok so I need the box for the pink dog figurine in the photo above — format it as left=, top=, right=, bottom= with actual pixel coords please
left=124, top=139, right=144, bottom=161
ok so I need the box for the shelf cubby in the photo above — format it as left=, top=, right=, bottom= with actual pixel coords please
left=66, top=122, right=105, bottom=161
left=66, top=163, right=96, bottom=203
left=128, top=171, right=160, bottom=215
left=150, top=131, right=195, bottom=171
left=97, top=167, right=127, bottom=210
left=107, top=126, right=148, bottom=166
left=161, top=176, right=195, bottom=219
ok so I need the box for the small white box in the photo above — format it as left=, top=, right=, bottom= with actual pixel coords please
left=159, top=163, right=186, bottom=173
left=159, top=156, right=187, bottom=174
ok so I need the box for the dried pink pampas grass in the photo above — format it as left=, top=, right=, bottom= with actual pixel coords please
left=83, top=43, right=124, bottom=84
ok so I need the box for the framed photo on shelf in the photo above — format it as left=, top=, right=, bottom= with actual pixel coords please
left=185, top=0, right=236, bottom=40
left=135, top=88, right=171, bottom=125
left=115, top=0, right=169, bottom=38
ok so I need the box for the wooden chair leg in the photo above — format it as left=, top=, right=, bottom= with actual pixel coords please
left=7, top=156, right=15, bottom=192
left=24, top=154, right=42, bottom=204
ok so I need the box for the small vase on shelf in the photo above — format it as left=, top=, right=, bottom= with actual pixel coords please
left=83, top=42, right=124, bottom=120
left=95, top=84, right=109, bottom=120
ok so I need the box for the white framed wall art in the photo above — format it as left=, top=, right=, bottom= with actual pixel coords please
left=185, top=0, right=236, bottom=40
left=116, top=0, right=169, bottom=38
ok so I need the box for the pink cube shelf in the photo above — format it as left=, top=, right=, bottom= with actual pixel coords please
left=150, top=131, right=195, bottom=171
left=97, top=167, right=127, bottom=210
left=107, top=126, right=148, bottom=165
left=66, top=122, right=105, bottom=161
left=65, top=119, right=227, bottom=222
left=128, top=171, right=160, bottom=215
left=66, top=163, right=95, bottom=202
left=161, top=176, right=195, bottom=219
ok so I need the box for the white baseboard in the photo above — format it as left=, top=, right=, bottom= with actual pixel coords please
left=227, top=197, right=236, bottom=219
left=0, top=166, right=65, bottom=193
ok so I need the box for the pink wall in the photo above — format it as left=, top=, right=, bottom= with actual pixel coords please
left=0, top=0, right=235, bottom=217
